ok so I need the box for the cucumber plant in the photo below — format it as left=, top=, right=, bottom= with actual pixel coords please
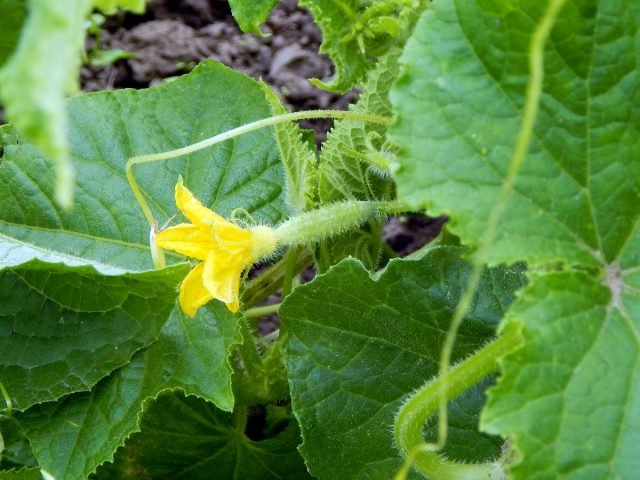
left=0, top=1, right=638, bottom=479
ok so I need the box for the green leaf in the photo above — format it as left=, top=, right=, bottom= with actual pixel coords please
left=0, top=469, right=41, bottom=480
left=228, top=0, right=279, bottom=35
left=0, top=60, right=288, bottom=274
left=0, top=265, right=184, bottom=411
left=260, top=83, right=317, bottom=212
left=227, top=0, right=427, bottom=92
left=16, top=303, right=240, bottom=480
left=0, top=0, right=94, bottom=207
left=300, top=0, right=430, bottom=92
left=93, top=392, right=311, bottom=480
left=88, top=48, right=136, bottom=68
left=483, top=270, right=640, bottom=479
left=280, top=247, right=526, bottom=478
left=390, top=0, right=640, bottom=268
left=0, top=0, right=26, bottom=67
left=314, top=50, right=399, bottom=271
left=93, top=0, right=146, bottom=15
left=0, top=416, right=36, bottom=470
left=391, top=2, right=640, bottom=477
left=318, top=50, right=398, bottom=203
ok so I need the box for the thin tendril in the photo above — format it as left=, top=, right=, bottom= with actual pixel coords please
left=431, top=0, right=567, bottom=452
left=125, top=110, right=392, bottom=268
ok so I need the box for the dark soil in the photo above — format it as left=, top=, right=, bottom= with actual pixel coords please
left=81, top=0, right=356, bottom=141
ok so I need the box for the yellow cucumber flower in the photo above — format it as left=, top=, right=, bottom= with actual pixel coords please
left=155, top=178, right=277, bottom=316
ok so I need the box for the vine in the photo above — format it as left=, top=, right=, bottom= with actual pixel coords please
left=392, top=0, right=568, bottom=476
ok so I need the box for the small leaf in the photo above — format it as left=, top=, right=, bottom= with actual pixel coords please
left=227, top=0, right=428, bottom=92
left=299, top=0, right=428, bottom=92
left=261, top=83, right=317, bottom=212
left=315, top=50, right=399, bottom=271
left=228, top=0, right=279, bottom=35
left=93, top=0, right=146, bottom=15
left=93, top=392, right=311, bottom=480
left=280, top=247, right=526, bottom=478
left=16, top=303, right=240, bottom=480
left=318, top=49, right=398, bottom=203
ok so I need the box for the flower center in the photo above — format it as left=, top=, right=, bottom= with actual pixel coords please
left=250, top=225, right=278, bottom=260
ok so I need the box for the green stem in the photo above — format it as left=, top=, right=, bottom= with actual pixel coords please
left=232, top=405, right=248, bottom=433
left=0, top=381, right=12, bottom=415
left=242, top=250, right=314, bottom=308
left=394, top=329, right=521, bottom=480
left=126, top=109, right=391, bottom=231
left=237, top=317, right=263, bottom=372
left=281, top=247, right=301, bottom=298
left=431, top=0, right=566, bottom=450
left=244, top=303, right=281, bottom=318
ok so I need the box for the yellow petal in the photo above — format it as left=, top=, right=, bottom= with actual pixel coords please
left=155, top=224, right=214, bottom=261
left=178, top=263, right=213, bottom=317
left=202, top=249, right=249, bottom=307
left=175, top=178, right=225, bottom=227
left=213, top=221, right=253, bottom=250
left=225, top=298, right=240, bottom=313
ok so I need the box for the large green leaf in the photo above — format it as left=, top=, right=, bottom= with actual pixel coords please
left=280, top=247, right=526, bottom=478
left=390, top=0, right=640, bottom=268
left=0, top=265, right=184, bottom=411
left=391, top=1, right=640, bottom=478
left=0, top=60, right=288, bottom=274
left=483, top=270, right=640, bottom=479
left=93, top=392, right=311, bottom=479
left=16, top=303, right=240, bottom=480
left=0, top=0, right=26, bottom=67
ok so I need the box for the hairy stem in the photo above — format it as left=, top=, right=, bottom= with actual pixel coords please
left=242, top=249, right=314, bottom=308
left=237, top=317, right=263, bottom=373
left=394, top=328, right=521, bottom=480
left=430, top=0, right=566, bottom=450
